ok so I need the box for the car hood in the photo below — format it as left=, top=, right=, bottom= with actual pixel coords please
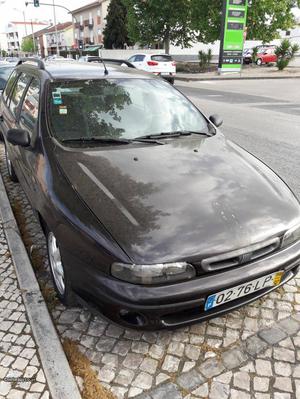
left=54, top=134, right=300, bottom=264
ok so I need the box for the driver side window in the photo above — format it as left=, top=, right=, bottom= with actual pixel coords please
left=9, top=73, right=31, bottom=118
left=19, top=78, right=40, bottom=139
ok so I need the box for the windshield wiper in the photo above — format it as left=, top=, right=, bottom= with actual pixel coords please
left=131, top=138, right=165, bottom=145
left=62, top=136, right=165, bottom=146
left=61, top=136, right=131, bottom=144
left=136, top=130, right=210, bottom=140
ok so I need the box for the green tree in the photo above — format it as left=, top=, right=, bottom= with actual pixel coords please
left=124, top=0, right=197, bottom=54
left=191, top=0, right=300, bottom=44
left=21, top=37, right=34, bottom=53
left=125, top=0, right=300, bottom=52
left=103, top=0, right=131, bottom=49
left=275, top=38, right=300, bottom=70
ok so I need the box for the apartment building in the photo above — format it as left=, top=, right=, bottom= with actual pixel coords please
left=5, top=21, right=48, bottom=53
left=71, top=0, right=110, bottom=49
left=45, top=22, right=73, bottom=55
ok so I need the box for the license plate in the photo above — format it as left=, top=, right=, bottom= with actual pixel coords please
left=204, top=271, right=284, bottom=311
left=161, top=72, right=170, bottom=76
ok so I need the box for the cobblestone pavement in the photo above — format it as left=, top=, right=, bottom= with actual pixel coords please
left=0, top=220, right=50, bottom=399
left=0, top=143, right=300, bottom=399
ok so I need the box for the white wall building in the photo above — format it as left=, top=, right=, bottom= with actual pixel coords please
left=0, top=32, right=7, bottom=53
left=5, top=20, right=48, bottom=53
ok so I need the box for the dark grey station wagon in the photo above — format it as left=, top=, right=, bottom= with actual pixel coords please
left=0, top=59, right=300, bottom=329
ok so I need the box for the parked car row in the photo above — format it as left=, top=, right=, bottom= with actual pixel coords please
left=0, top=63, right=15, bottom=94
left=243, top=45, right=277, bottom=65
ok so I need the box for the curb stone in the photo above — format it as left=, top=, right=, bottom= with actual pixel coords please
left=0, top=172, right=82, bottom=399
left=175, top=75, right=300, bottom=82
left=134, top=314, right=300, bottom=399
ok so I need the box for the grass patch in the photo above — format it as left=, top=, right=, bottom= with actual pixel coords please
left=63, top=338, right=115, bottom=399
left=40, top=282, right=60, bottom=311
left=199, top=342, right=223, bottom=359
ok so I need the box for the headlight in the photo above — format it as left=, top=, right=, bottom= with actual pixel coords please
left=282, top=224, right=300, bottom=248
left=111, top=262, right=196, bottom=285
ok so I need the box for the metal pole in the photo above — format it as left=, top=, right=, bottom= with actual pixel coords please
left=23, top=10, right=28, bottom=36
left=52, top=0, right=60, bottom=55
left=31, top=20, right=36, bottom=54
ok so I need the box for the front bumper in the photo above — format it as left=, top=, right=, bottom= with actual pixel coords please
left=73, top=240, right=300, bottom=330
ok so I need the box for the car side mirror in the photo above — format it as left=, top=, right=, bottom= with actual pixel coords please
left=7, top=128, right=31, bottom=147
left=209, top=114, right=223, bottom=128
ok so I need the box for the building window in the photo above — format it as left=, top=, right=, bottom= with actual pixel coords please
left=89, top=12, right=93, bottom=24
left=80, top=15, right=83, bottom=25
left=97, top=9, right=101, bottom=17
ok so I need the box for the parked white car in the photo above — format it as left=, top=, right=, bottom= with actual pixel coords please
left=128, top=53, right=176, bottom=84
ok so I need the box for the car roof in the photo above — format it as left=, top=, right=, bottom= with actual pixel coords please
left=131, top=53, right=171, bottom=56
left=0, top=63, right=14, bottom=68
left=16, top=60, right=155, bottom=81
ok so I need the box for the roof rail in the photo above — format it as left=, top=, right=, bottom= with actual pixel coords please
left=17, top=58, right=45, bottom=70
left=85, top=57, right=135, bottom=69
left=102, top=59, right=136, bottom=69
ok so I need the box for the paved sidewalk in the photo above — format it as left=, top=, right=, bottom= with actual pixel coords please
left=176, top=65, right=300, bottom=81
left=0, top=142, right=300, bottom=399
left=0, top=221, right=50, bottom=399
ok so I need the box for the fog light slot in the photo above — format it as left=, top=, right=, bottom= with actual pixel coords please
left=119, top=309, right=147, bottom=327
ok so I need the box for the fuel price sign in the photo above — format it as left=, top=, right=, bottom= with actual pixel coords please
left=218, top=0, right=249, bottom=73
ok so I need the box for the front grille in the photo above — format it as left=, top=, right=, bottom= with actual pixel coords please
left=196, top=237, right=280, bottom=273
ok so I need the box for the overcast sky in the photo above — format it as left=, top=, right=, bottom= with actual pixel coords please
left=0, top=0, right=92, bottom=31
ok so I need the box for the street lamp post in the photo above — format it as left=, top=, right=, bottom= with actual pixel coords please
left=30, top=20, right=36, bottom=53
left=51, top=0, right=59, bottom=55
left=25, top=1, right=79, bottom=56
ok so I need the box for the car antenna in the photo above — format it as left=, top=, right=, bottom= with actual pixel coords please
left=99, top=45, right=108, bottom=75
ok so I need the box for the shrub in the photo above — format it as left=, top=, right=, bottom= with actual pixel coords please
left=198, top=48, right=212, bottom=71
left=275, top=39, right=300, bottom=71
left=251, top=46, right=259, bottom=64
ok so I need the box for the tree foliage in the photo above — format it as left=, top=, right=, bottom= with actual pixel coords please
left=124, top=0, right=300, bottom=53
left=123, top=0, right=197, bottom=54
left=103, top=0, right=131, bottom=49
left=191, top=0, right=300, bottom=43
left=21, top=37, right=34, bottom=53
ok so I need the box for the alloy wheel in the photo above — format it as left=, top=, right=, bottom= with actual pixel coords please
left=48, top=232, right=65, bottom=295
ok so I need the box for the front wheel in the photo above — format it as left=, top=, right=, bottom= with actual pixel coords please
left=256, top=58, right=262, bottom=66
left=47, top=230, right=76, bottom=306
left=5, top=146, right=18, bottom=182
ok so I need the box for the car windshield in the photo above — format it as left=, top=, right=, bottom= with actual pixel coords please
left=49, top=78, right=209, bottom=142
left=0, top=66, right=14, bottom=90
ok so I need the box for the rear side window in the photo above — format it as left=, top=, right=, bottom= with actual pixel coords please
left=151, top=55, right=173, bottom=62
left=9, top=73, right=31, bottom=117
left=19, top=78, right=40, bottom=138
left=135, top=55, right=145, bottom=62
left=3, top=70, right=18, bottom=103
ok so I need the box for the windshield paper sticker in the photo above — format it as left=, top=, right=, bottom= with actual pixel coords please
left=59, top=106, right=67, bottom=115
left=52, top=91, right=62, bottom=105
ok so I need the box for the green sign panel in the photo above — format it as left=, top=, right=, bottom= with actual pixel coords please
left=218, top=0, right=248, bottom=73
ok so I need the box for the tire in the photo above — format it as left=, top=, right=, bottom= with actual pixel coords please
left=46, top=229, right=77, bottom=306
left=5, top=146, right=18, bottom=182
left=256, top=58, right=262, bottom=66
